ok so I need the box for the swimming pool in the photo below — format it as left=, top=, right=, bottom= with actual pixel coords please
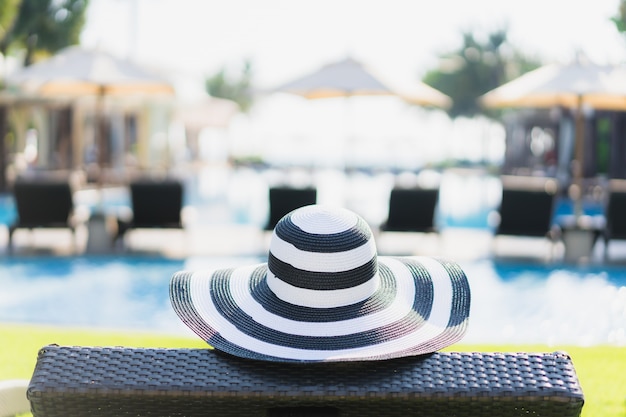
left=1, top=255, right=624, bottom=346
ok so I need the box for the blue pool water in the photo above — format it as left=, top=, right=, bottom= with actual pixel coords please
left=0, top=256, right=261, bottom=335
left=0, top=194, right=16, bottom=226
left=1, top=255, right=625, bottom=346
left=1, top=170, right=622, bottom=345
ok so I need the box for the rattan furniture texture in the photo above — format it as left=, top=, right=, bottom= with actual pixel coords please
left=27, top=345, right=584, bottom=417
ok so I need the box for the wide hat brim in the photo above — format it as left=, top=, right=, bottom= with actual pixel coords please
left=170, top=256, right=470, bottom=363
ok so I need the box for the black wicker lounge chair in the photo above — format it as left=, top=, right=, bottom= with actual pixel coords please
left=380, top=187, right=439, bottom=234
left=602, top=179, right=626, bottom=260
left=8, top=179, right=77, bottom=252
left=493, top=176, right=560, bottom=256
left=27, top=345, right=584, bottom=417
left=115, top=179, right=184, bottom=244
left=265, top=186, right=317, bottom=230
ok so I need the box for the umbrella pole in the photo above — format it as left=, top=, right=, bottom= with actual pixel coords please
left=96, top=87, right=106, bottom=188
left=341, top=96, right=352, bottom=171
left=86, top=87, right=114, bottom=254
left=572, top=95, right=585, bottom=219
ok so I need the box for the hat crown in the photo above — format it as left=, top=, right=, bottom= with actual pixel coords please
left=268, top=205, right=379, bottom=308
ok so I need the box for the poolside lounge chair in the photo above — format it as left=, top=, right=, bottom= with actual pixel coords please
left=27, top=345, right=584, bottom=417
left=8, top=179, right=77, bottom=252
left=493, top=176, right=561, bottom=257
left=380, top=187, right=439, bottom=234
left=265, top=186, right=317, bottom=230
left=115, top=179, right=184, bottom=245
left=602, top=179, right=626, bottom=260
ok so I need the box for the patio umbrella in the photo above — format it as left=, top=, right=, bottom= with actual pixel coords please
left=480, top=60, right=626, bottom=110
left=276, top=56, right=451, bottom=107
left=479, top=58, right=626, bottom=214
left=6, top=45, right=176, bottom=180
left=7, top=45, right=175, bottom=96
left=274, top=57, right=451, bottom=168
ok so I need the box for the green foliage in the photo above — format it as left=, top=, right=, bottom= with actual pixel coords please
left=422, top=28, right=541, bottom=119
left=0, top=0, right=88, bottom=66
left=611, top=0, right=626, bottom=33
left=0, top=0, right=21, bottom=38
left=205, top=59, right=254, bottom=112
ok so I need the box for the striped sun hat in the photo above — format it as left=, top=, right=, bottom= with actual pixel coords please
left=170, top=205, right=470, bottom=363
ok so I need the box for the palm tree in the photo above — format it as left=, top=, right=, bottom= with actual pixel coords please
left=0, top=0, right=88, bottom=67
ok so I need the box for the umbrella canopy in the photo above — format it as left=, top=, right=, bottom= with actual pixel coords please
left=275, top=56, right=451, bottom=107
left=276, top=56, right=389, bottom=99
left=480, top=60, right=626, bottom=111
left=7, top=45, right=175, bottom=97
left=273, top=56, right=451, bottom=169
left=480, top=58, right=626, bottom=216
left=6, top=46, right=175, bottom=181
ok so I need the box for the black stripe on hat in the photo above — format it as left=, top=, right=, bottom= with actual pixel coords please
left=401, top=258, right=468, bottom=331
left=399, top=258, right=435, bottom=320
left=268, top=253, right=377, bottom=290
left=400, top=257, right=469, bottom=328
left=170, top=271, right=219, bottom=342
left=208, top=333, right=288, bottom=362
left=391, top=258, right=470, bottom=358
left=249, top=265, right=397, bottom=322
left=440, top=259, right=471, bottom=327
left=208, top=262, right=434, bottom=351
left=275, top=215, right=372, bottom=253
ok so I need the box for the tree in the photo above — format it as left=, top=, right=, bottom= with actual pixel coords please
left=205, top=59, right=254, bottom=112
left=422, top=28, right=540, bottom=118
left=612, top=0, right=626, bottom=33
left=0, top=0, right=21, bottom=40
left=0, top=0, right=88, bottom=66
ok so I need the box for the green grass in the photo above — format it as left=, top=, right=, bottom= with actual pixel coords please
left=2, top=323, right=625, bottom=417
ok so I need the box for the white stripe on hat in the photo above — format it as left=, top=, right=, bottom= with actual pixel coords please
left=187, top=257, right=454, bottom=361
left=290, top=205, right=358, bottom=234
left=242, top=271, right=396, bottom=332
left=269, top=231, right=376, bottom=273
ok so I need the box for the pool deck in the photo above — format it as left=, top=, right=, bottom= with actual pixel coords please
left=3, top=220, right=622, bottom=265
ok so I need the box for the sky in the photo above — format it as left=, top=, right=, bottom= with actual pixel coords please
left=81, top=0, right=626, bottom=89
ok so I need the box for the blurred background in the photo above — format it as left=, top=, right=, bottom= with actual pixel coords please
left=3, top=6, right=626, bottom=415
left=0, top=0, right=625, bottom=186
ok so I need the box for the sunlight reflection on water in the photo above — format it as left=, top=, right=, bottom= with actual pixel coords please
left=1, top=256, right=625, bottom=346
left=461, top=261, right=626, bottom=346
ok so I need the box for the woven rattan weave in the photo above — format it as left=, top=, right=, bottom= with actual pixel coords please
left=27, top=345, right=584, bottom=417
